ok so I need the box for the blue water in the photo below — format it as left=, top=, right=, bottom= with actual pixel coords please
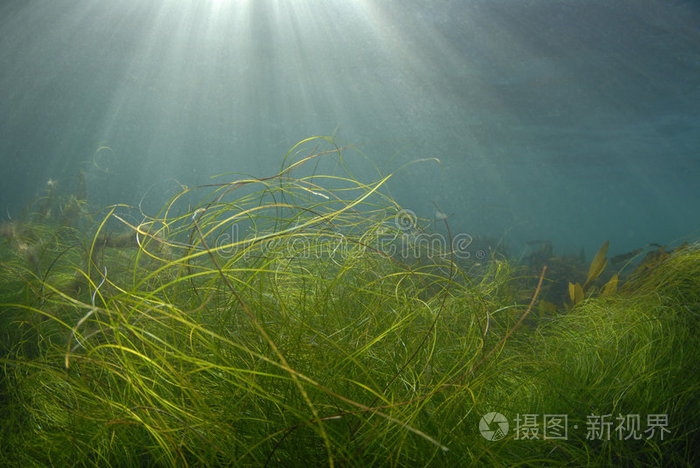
left=1, top=0, right=698, bottom=260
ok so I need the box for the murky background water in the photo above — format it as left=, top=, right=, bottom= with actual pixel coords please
left=1, top=0, right=698, bottom=257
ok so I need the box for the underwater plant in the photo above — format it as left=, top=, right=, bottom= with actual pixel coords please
left=567, top=240, right=618, bottom=307
left=0, top=138, right=697, bottom=466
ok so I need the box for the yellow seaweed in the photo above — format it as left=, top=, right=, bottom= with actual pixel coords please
left=569, top=282, right=584, bottom=305
left=585, top=240, right=609, bottom=287
left=602, top=273, right=618, bottom=296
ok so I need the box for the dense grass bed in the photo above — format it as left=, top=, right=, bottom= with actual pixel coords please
left=1, top=139, right=698, bottom=466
